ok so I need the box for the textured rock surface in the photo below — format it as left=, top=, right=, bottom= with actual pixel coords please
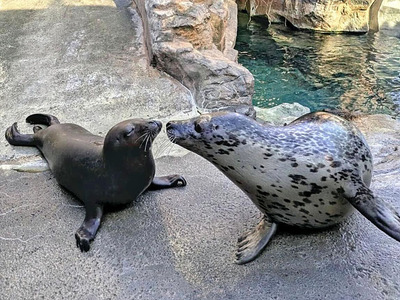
left=133, top=0, right=254, bottom=114
left=378, top=0, right=400, bottom=36
left=238, top=0, right=374, bottom=32
left=255, top=102, right=311, bottom=125
left=352, top=114, right=400, bottom=193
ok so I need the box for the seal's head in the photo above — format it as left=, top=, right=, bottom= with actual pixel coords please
left=104, top=119, right=162, bottom=154
left=166, top=111, right=257, bottom=158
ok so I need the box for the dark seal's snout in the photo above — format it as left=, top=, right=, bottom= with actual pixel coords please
left=148, top=120, right=162, bottom=134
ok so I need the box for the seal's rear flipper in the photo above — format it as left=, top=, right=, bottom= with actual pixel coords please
left=345, top=183, right=400, bottom=242
left=26, top=114, right=60, bottom=126
left=236, top=218, right=278, bottom=265
left=5, top=123, right=35, bottom=146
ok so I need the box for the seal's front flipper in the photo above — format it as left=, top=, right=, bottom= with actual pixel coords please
left=5, top=123, right=35, bottom=146
left=236, top=218, right=278, bottom=265
left=148, top=175, right=187, bottom=190
left=345, top=182, right=400, bottom=242
left=75, top=204, right=103, bottom=252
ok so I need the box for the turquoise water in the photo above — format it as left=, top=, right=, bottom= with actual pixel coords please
left=236, top=13, right=400, bottom=116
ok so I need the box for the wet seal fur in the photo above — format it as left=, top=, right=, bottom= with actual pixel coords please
left=6, top=114, right=187, bottom=252
left=166, top=111, right=400, bottom=264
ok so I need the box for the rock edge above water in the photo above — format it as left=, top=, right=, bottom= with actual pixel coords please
left=132, top=0, right=255, bottom=115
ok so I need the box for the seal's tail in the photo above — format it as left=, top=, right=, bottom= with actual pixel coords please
left=5, top=123, right=35, bottom=146
left=26, top=114, right=60, bottom=126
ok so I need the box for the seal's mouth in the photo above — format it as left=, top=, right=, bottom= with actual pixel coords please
left=166, top=122, right=179, bottom=143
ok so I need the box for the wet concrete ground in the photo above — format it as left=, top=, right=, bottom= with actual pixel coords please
left=1, top=1, right=400, bottom=299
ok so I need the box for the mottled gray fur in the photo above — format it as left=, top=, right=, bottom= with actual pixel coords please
left=167, top=111, right=400, bottom=264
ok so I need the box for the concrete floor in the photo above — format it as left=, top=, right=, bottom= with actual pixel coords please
left=1, top=154, right=400, bottom=299
left=1, top=1, right=400, bottom=299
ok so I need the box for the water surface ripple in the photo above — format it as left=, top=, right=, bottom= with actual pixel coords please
left=236, top=14, right=400, bottom=116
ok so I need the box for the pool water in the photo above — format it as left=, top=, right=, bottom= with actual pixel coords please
left=236, top=13, right=400, bottom=116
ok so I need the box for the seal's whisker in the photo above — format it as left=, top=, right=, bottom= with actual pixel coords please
left=155, top=139, right=175, bottom=157
left=166, top=137, right=178, bottom=156
left=139, top=132, right=151, bottom=149
left=136, top=132, right=149, bottom=142
left=153, top=138, right=169, bottom=156
left=144, top=134, right=151, bottom=152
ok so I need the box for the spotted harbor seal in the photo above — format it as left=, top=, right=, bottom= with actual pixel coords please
left=166, top=111, right=400, bottom=264
left=6, top=114, right=186, bottom=251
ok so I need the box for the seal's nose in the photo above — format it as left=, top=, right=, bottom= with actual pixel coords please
left=149, top=120, right=162, bottom=130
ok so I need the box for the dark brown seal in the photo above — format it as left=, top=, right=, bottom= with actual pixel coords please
left=166, top=111, right=400, bottom=264
left=5, top=114, right=186, bottom=252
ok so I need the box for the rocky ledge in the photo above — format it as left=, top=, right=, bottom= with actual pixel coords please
left=238, top=0, right=374, bottom=32
left=132, top=0, right=255, bottom=116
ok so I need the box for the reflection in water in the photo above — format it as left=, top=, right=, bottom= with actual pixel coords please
left=236, top=13, right=400, bottom=116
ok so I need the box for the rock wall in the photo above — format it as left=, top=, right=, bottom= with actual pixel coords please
left=132, top=0, right=254, bottom=116
left=238, top=0, right=374, bottom=33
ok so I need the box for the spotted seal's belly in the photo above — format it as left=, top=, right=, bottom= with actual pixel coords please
left=245, top=180, right=354, bottom=228
left=218, top=151, right=358, bottom=228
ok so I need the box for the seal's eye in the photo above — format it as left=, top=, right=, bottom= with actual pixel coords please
left=124, top=126, right=135, bottom=137
left=194, top=122, right=203, bottom=133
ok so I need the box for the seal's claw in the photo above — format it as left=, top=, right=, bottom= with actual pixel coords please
left=75, top=228, right=93, bottom=252
left=238, top=237, right=251, bottom=248
left=167, top=174, right=186, bottom=187
left=173, top=175, right=187, bottom=187
left=80, top=239, right=90, bottom=252
left=149, top=175, right=187, bottom=190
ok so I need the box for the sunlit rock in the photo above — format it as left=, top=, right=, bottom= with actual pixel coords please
left=378, top=0, right=400, bottom=36
left=255, top=102, right=310, bottom=125
left=238, top=0, right=374, bottom=33
left=352, top=114, right=400, bottom=194
left=133, top=0, right=254, bottom=114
